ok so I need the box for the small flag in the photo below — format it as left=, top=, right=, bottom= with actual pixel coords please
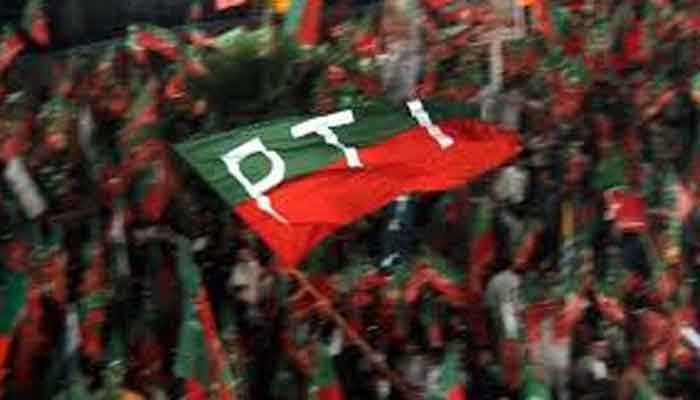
left=22, top=0, right=50, bottom=46
left=0, top=27, right=25, bottom=74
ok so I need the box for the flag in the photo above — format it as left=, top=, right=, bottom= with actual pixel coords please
left=283, top=0, right=324, bottom=46
left=176, top=100, right=520, bottom=267
left=466, top=198, right=495, bottom=302
left=127, top=25, right=180, bottom=61
left=309, top=344, right=344, bottom=400
left=216, top=0, right=246, bottom=10
left=520, top=363, right=552, bottom=400
left=77, top=222, right=107, bottom=361
left=22, top=0, right=49, bottom=46
left=120, top=78, right=159, bottom=144
left=427, top=346, right=467, bottom=400
left=0, top=27, right=25, bottom=74
left=0, top=243, right=29, bottom=381
left=174, top=237, right=237, bottom=400
left=604, top=187, right=648, bottom=233
left=127, top=139, right=179, bottom=222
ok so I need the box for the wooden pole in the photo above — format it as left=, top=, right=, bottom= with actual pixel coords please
left=284, top=268, right=422, bottom=400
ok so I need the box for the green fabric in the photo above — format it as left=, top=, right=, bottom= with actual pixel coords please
left=0, top=267, right=28, bottom=333
left=282, top=0, right=308, bottom=39
left=175, top=101, right=479, bottom=207
left=521, top=365, right=552, bottom=400
left=311, top=343, right=338, bottom=389
left=593, top=153, right=625, bottom=191
left=174, top=237, right=209, bottom=383
left=433, top=345, right=465, bottom=398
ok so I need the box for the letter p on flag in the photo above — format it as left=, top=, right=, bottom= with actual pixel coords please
left=220, top=138, right=288, bottom=223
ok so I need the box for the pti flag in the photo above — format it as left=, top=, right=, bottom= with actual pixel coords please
left=176, top=100, right=520, bottom=267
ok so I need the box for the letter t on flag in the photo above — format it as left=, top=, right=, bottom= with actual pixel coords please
left=216, top=0, right=246, bottom=10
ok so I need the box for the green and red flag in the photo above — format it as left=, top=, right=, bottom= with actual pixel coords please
left=466, top=197, right=495, bottom=302
left=175, top=237, right=237, bottom=400
left=127, top=25, right=180, bottom=62
left=77, top=222, right=107, bottom=362
left=120, top=78, right=159, bottom=144
left=0, top=26, right=25, bottom=74
left=0, top=241, right=30, bottom=382
left=427, top=345, right=467, bottom=400
left=308, top=344, right=344, bottom=400
left=283, top=0, right=324, bottom=47
left=520, top=362, right=552, bottom=400
left=176, top=100, right=520, bottom=267
left=22, top=0, right=49, bottom=46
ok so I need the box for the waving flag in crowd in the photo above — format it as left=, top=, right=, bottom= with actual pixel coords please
left=177, top=100, right=520, bottom=267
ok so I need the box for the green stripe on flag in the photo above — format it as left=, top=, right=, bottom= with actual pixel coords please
left=283, top=0, right=308, bottom=38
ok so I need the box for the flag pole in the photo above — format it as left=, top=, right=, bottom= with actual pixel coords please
left=284, top=268, right=421, bottom=400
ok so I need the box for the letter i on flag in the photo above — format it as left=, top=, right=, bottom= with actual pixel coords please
left=176, top=100, right=520, bottom=267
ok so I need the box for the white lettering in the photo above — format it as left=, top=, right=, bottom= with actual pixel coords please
left=407, top=100, right=454, bottom=149
left=220, top=138, right=287, bottom=223
left=290, top=110, right=363, bottom=168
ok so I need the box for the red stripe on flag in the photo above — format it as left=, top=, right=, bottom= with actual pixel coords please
left=235, top=119, right=520, bottom=267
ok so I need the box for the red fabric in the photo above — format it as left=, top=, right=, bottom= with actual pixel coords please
left=317, top=382, right=344, bottom=400
left=650, top=268, right=681, bottom=304
left=185, top=379, right=209, bottom=400
left=446, top=385, right=467, bottom=400
left=555, top=294, right=586, bottom=340
left=532, top=0, right=554, bottom=42
left=423, top=0, right=450, bottom=10
left=471, top=230, right=496, bottom=272
left=514, top=231, right=538, bottom=268
left=141, top=157, right=178, bottom=222
left=185, top=58, right=210, bottom=77
left=595, top=294, right=625, bottom=324
left=80, top=309, right=106, bottom=360
left=30, top=11, right=50, bottom=46
left=353, top=33, right=379, bottom=58
left=623, top=21, right=646, bottom=64
left=525, top=301, right=559, bottom=343
left=500, top=339, right=521, bottom=390
left=297, top=0, right=324, bottom=46
left=427, top=270, right=464, bottom=306
left=0, top=33, right=25, bottom=74
left=0, top=334, right=11, bottom=383
left=605, top=188, right=648, bottom=233
left=404, top=267, right=429, bottom=304
left=165, top=74, right=187, bottom=100
left=640, top=310, right=671, bottom=351
left=236, top=119, right=520, bottom=267
left=216, top=0, right=246, bottom=10
left=429, top=323, right=444, bottom=348
left=136, top=31, right=179, bottom=60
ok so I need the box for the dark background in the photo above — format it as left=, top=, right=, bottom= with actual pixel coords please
left=0, top=0, right=256, bottom=51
